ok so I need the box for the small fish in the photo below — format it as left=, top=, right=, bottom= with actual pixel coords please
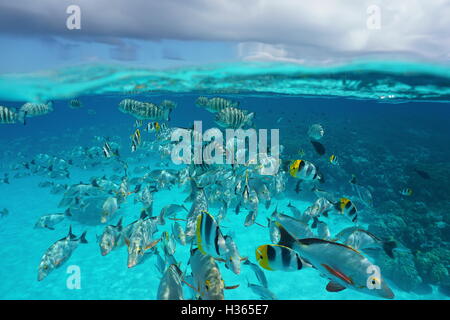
left=400, top=188, right=413, bottom=196
left=243, top=259, right=268, bottom=288
left=103, top=141, right=119, bottom=158
left=99, top=218, right=124, bottom=256
left=286, top=159, right=323, bottom=183
left=161, top=231, right=177, bottom=257
left=101, top=197, right=118, bottom=224
left=172, top=222, right=186, bottom=245
left=68, top=99, right=82, bottom=109
left=134, top=119, right=143, bottom=128
left=308, top=124, right=324, bottom=141
left=131, top=129, right=141, bottom=152
left=255, top=244, right=303, bottom=272
left=34, top=210, right=71, bottom=230
left=334, top=198, right=358, bottom=223
left=310, top=140, right=326, bottom=156
left=329, top=154, right=339, bottom=165
left=0, top=106, right=26, bottom=125
left=145, top=121, right=160, bottom=132
left=0, top=208, right=9, bottom=218
left=248, top=281, right=277, bottom=300
left=298, top=149, right=305, bottom=157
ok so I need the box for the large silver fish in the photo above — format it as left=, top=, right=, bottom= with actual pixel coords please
left=37, top=226, right=87, bottom=281
left=157, top=264, right=184, bottom=300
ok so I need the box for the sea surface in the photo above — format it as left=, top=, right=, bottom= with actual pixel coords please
left=0, top=61, right=449, bottom=300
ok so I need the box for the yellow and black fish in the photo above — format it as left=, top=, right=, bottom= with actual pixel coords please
left=286, top=160, right=323, bottom=183
left=195, top=211, right=227, bottom=259
left=255, top=244, right=303, bottom=272
left=131, top=129, right=141, bottom=152
left=334, top=198, right=358, bottom=223
left=329, top=154, right=339, bottom=165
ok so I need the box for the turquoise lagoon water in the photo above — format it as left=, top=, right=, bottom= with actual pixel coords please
left=0, top=61, right=449, bottom=300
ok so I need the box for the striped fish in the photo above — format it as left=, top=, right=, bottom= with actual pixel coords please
left=0, top=106, right=25, bottom=124
left=145, top=121, right=160, bottom=132
left=159, top=100, right=177, bottom=109
left=195, top=211, right=227, bottom=259
left=20, top=102, right=53, bottom=117
left=68, top=99, right=82, bottom=109
left=215, top=107, right=254, bottom=129
left=103, top=141, right=118, bottom=158
left=334, top=198, right=358, bottom=223
left=287, top=159, right=322, bottom=182
left=134, top=119, right=143, bottom=128
left=255, top=244, right=303, bottom=272
left=131, top=129, right=141, bottom=152
left=199, top=97, right=239, bottom=113
left=118, top=99, right=171, bottom=121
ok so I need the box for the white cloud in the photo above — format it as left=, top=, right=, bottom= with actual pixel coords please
left=0, top=0, right=448, bottom=63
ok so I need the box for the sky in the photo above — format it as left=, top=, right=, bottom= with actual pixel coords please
left=0, top=0, right=449, bottom=73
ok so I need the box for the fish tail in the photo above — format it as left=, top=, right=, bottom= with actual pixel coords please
left=79, top=231, right=88, bottom=244
left=382, top=239, right=397, bottom=259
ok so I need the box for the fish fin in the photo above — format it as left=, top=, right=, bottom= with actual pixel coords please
left=64, top=208, right=72, bottom=217
left=144, top=238, right=160, bottom=251
left=322, top=264, right=353, bottom=285
left=224, top=284, right=240, bottom=290
left=140, top=210, right=148, bottom=220
left=276, top=222, right=296, bottom=248
left=311, top=217, right=319, bottom=229
left=383, top=240, right=397, bottom=259
left=79, top=231, right=88, bottom=244
left=326, top=281, right=347, bottom=292
left=124, top=237, right=130, bottom=247
left=68, top=225, right=76, bottom=240
left=116, top=217, right=123, bottom=231
left=45, top=225, right=55, bottom=231
left=322, top=210, right=329, bottom=218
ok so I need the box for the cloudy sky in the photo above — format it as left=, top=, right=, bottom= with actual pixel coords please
left=0, top=0, right=449, bottom=72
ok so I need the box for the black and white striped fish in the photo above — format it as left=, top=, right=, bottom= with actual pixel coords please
left=20, top=102, right=53, bottom=117
left=131, top=129, right=141, bottom=152
left=215, top=107, right=254, bottom=129
left=68, top=99, right=82, bottom=109
left=197, top=97, right=239, bottom=113
left=0, top=106, right=26, bottom=124
left=195, top=211, right=227, bottom=259
left=118, top=99, right=172, bottom=121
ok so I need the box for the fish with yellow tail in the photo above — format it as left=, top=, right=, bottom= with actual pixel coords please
left=275, top=222, right=394, bottom=299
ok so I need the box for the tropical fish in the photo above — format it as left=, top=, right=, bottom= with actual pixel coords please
left=189, top=248, right=225, bottom=300
left=255, top=244, right=303, bottom=272
left=196, top=96, right=239, bottom=113
left=0, top=105, right=26, bottom=124
left=286, top=159, right=323, bottom=183
left=98, top=218, right=125, bottom=256
left=172, top=221, right=186, bottom=245
left=20, top=101, right=53, bottom=118
left=400, top=188, right=413, bottom=196
left=334, top=227, right=397, bottom=258
left=68, top=99, right=82, bottom=109
left=34, top=210, right=71, bottom=230
left=118, top=99, right=172, bottom=121
left=37, top=226, right=87, bottom=281
left=195, top=211, right=227, bottom=259
left=101, top=196, right=118, bottom=223
left=308, top=124, right=324, bottom=141
left=276, top=223, right=394, bottom=299
left=329, top=154, right=339, bottom=165
left=243, top=259, right=269, bottom=289
left=161, top=231, right=177, bottom=257
left=157, top=264, right=184, bottom=300
left=334, top=198, right=358, bottom=223
left=215, top=107, right=254, bottom=129
left=310, top=140, right=326, bottom=156
left=131, top=129, right=141, bottom=152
